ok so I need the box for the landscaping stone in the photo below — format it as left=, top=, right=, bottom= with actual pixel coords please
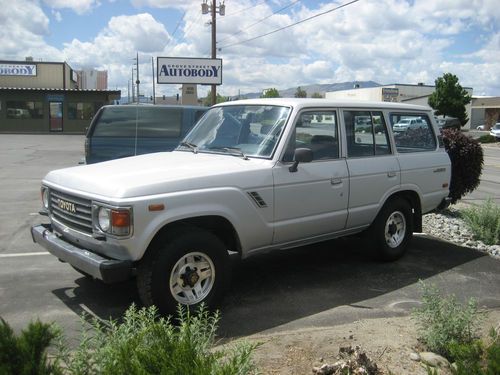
left=419, top=351, right=450, bottom=368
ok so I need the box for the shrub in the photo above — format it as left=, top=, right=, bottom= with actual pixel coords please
left=441, top=129, right=484, bottom=204
left=0, top=317, right=62, bottom=374
left=478, top=134, right=498, bottom=144
left=461, top=199, right=500, bottom=245
left=413, top=281, right=481, bottom=359
left=449, top=328, right=500, bottom=375
left=59, top=304, right=258, bottom=375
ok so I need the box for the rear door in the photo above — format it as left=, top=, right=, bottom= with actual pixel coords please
left=343, top=110, right=400, bottom=228
left=389, top=112, right=450, bottom=213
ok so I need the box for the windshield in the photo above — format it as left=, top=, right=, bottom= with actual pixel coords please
left=179, top=105, right=290, bottom=158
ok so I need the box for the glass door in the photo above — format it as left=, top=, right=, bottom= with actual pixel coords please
left=49, top=101, right=63, bottom=132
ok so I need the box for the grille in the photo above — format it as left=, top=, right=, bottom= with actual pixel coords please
left=49, top=189, right=93, bottom=235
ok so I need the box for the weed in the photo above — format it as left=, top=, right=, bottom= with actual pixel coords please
left=413, top=281, right=481, bottom=359
left=58, top=303, right=258, bottom=375
left=461, top=199, right=500, bottom=245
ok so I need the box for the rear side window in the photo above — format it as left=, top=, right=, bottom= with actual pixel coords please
left=343, top=110, right=391, bottom=157
left=390, top=113, right=436, bottom=153
left=92, top=106, right=183, bottom=138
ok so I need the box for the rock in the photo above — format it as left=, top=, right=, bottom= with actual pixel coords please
left=410, top=352, right=420, bottom=361
left=312, top=363, right=337, bottom=375
left=419, top=352, right=450, bottom=368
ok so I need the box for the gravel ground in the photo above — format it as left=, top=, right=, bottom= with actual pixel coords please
left=422, top=203, right=500, bottom=260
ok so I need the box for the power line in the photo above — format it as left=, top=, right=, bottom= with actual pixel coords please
left=218, top=0, right=301, bottom=45
left=218, top=0, right=360, bottom=50
left=222, top=0, right=269, bottom=18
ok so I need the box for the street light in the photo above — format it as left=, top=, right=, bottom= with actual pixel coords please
left=201, top=0, right=225, bottom=105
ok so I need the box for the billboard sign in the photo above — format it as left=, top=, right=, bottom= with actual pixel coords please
left=157, top=57, right=222, bottom=85
left=382, top=87, right=399, bottom=102
left=0, top=64, right=37, bottom=76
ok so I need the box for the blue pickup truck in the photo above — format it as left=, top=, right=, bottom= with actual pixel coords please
left=85, top=104, right=207, bottom=164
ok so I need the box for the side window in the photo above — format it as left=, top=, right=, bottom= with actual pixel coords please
left=390, top=113, right=436, bottom=153
left=344, top=110, right=391, bottom=157
left=284, top=111, right=338, bottom=162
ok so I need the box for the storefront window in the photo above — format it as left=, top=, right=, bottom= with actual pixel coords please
left=6, top=101, right=43, bottom=119
left=68, top=102, right=96, bottom=120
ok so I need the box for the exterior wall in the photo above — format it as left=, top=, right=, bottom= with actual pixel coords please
left=0, top=61, right=79, bottom=89
left=78, top=69, right=108, bottom=90
left=471, top=108, right=485, bottom=128
left=0, top=89, right=120, bottom=133
left=325, top=87, right=382, bottom=101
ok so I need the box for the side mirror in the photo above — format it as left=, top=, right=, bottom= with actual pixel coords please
left=289, top=148, right=313, bottom=172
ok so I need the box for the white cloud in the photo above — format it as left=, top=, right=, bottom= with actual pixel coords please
left=43, top=0, right=100, bottom=15
left=52, top=10, right=62, bottom=22
left=1, top=0, right=499, bottom=98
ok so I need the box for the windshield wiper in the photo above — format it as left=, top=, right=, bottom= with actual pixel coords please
left=208, top=146, right=248, bottom=160
left=179, top=141, right=198, bottom=154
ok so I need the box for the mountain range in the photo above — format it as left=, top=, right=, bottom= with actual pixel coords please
left=235, top=81, right=381, bottom=99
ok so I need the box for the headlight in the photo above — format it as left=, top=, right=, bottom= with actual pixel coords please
left=98, top=207, right=111, bottom=232
left=94, top=205, right=132, bottom=237
left=41, top=188, right=49, bottom=209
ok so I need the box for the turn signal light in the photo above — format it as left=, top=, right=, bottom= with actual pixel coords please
left=111, top=210, right=130, bottom=227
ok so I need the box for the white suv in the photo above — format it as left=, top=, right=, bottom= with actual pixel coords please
left=32, top=99, right=451, bottom=315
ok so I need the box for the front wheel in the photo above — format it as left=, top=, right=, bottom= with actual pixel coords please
left=372, top=198, right=413, bottom=261
left=137, top=227, right=230, bottom=316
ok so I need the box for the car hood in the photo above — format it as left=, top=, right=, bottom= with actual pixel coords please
left=43, top=151, right=273, bottom=199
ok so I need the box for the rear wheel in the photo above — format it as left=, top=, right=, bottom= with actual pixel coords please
left=137, top=227, right=230, bottom=316
left=372, top=198, right=413, bottom=261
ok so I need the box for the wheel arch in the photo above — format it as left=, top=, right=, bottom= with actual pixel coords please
left=382, top=190, right=422, bottom=232
left=145, top=215, right=242, bottom=259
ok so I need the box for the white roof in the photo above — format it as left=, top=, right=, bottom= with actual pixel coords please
left=215, top=98, right=431, bottom=111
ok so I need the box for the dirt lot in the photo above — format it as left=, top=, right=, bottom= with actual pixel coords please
left=244, top=308, right=500, bottom=374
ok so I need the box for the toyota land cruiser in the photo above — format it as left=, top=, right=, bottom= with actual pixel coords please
left=31, top=99, right=451, bottom=315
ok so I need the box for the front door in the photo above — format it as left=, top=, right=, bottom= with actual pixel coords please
left=273, top=110, right=349, bottom=244
left=49, top=101, right=63, bottom=132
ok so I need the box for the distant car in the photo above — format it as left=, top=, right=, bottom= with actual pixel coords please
left=490, top=123, right=500, bottom=140
left=85, top=104, right=207, bottom=164
left=476, top=125, right=486, bottom=130
left=435, top=116, right=461, bottom=130
left=393, top=118, right=426, bottom=132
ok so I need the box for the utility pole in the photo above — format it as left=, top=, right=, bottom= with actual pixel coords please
left=202, top=1, right=225, bottom=106
left=131, top=68, right=135, bottom=103
left=151, top=56, right=156, bottom=104
left=135, top=52, right=140, bottom=103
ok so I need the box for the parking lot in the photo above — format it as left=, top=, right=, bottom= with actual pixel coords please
left=1, top=134, right=499, bottom=340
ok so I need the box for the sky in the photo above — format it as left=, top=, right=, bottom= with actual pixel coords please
left=0, top=0, right=499, bottom=99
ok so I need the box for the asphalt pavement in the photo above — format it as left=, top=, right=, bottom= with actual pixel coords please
left=0, top=134, right=499, bottom=341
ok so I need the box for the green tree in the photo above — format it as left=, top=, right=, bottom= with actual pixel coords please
left=294, top=86, right=307, bottom=98
left=203, top=91, right=228, bottom=106
left=261, top=88, right=280, bottom=98
left=311, top=92, right=323, bottom=98
left=428, top=73, right=472, bottom=126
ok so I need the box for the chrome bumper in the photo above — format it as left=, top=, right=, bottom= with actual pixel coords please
left=31, top=224, right=133, bottom=283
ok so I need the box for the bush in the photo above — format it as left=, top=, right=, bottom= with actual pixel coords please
left=59, top=304, right=258, bottom=375
left=449, top=328, right=500, bottom=375
left=442, top=129, right=484, bottom=204
left=0, top=317, right=62, bottom=374
left=478, top=134, right=498, bottom=144
left=413, top=281, right=481, bottom=359
left=461, top=199, right=500, bottom=245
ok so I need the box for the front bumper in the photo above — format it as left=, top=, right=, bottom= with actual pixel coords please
left=31, top=224, right=133, bottom=283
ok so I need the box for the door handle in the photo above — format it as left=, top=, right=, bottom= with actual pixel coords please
left=331, top=177, right=342, bottom=185
left=387, top=171, right=397, bottom=178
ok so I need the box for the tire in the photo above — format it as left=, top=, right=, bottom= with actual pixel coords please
left=371, top=198, right=413, bottom=261
left=137, top=227, right=230, bottom=316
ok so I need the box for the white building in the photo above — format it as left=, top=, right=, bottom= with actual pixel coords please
left=77, top=69, right=108, bottom=90
left=326, top=83, right=474, bottom=128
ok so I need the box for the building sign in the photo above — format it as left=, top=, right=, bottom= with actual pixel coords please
left=157, top=57, right=222, bottom=85
left=382, top=87, right=399, bottom=102
left=0, top=64, right=37, bottom=76
left=71, top=69, right=78, bottom=82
